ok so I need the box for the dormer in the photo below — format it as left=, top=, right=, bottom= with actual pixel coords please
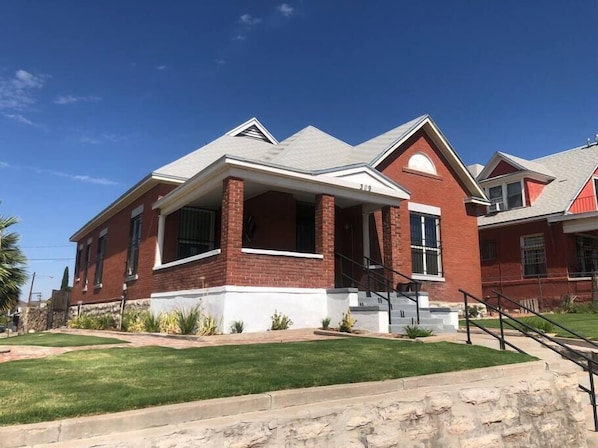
left=476, top=152, right=555, bottom=213
left=225, top=117, right=278, bottom=144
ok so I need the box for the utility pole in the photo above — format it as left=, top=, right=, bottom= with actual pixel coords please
left=27, top=272, right=36, bottom=306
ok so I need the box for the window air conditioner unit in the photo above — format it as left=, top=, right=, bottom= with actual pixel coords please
left=488, top=202, right=503, bottom=213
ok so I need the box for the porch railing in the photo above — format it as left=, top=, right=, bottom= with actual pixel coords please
left=460, top=288, right=598, bottom=431
left=335, top=252, right=421, bottom=325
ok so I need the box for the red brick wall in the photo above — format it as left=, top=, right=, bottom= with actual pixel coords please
left=488, top=160, right=519, bottom=178
left=71, top=183, right=177, bottom=304
left=382, top=205, right=402, bottom=286
left=221, top=177, right=244, bottom=284
left=243, top=191, right=296, bottom=250
left=479, top=220, right=588, bottom=307
left=153, top=255, right=225, bottom=292
left=377, top=129, right=482, bottom=302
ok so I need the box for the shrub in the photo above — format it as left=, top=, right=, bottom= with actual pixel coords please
left=142, top=311, right=161, bottom=333
left=230, top=320, right=244, bottom=334
left=321, top=316, right=331, bottom=330
left=466, top=306, right=480, bottom=318
left=176, top=307, right=201, bottom=335
left=518, top=317, right=555, bottom=334
left=96, top=315, right=116, bottom=330
left=199, top=314, right=220, bottom=336
left=270, top=310, right=293, bottom=330
left=338, top=310, right=356, bottom=333
left=159, top=311, right=180, bottom=334
left=121, top=309, right=142, bottom=332
left=404, top=325, right=434, bottom=339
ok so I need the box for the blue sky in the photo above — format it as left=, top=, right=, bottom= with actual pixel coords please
left=1, top=1, right=598, bottom=300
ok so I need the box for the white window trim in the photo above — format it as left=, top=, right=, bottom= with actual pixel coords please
left=131, top=204, right=144, bottom=218
left=99, top=227, right=108, bottom=237
left=408, top=202, right=441, bottom=216
left=593, top=177, right=598, bottom=208
left=241, top=248, right=324, bottom=259
left=154, top=249, right=222, bottom=271
left=407, top=152, right=437, bottom=175
left=412, top=273, right=445, bottom=282
left=485, top=179, right=526, bottom=210
left=410, top=212, right=442, bottom=277
left=520, top=233, right=546, bottom=278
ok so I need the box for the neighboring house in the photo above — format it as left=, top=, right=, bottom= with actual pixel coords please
left=70, top=115, right=487, bottom=332
left=475, top=141, right=598, bottom=307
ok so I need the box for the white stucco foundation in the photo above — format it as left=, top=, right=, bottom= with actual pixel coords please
left=150, top=286, right=357, bottom=333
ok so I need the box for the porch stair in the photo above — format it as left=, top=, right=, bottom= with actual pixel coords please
left=357, top=291, right=456, bottom=334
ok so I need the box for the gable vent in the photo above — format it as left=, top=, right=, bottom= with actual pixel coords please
left=235, top=125, right=271, bottom=143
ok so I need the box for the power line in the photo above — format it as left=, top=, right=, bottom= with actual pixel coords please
left=28, top=258, right=75, bottom=261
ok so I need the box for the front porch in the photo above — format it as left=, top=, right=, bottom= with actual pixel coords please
left=150, top=157, right=416, bottom=333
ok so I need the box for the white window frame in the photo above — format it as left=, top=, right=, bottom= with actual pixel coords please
left=485, top=179, right=526, bottom=211
left=521, top=234, right=547, bottom=278
left=408, top=203, right=443, bottom=280
left=94, top=229, right=108, bottom=288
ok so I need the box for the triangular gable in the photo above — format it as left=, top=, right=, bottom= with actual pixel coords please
left=477, top=152, right=555, bottom=182
left=369, top=116, right=487, bottom=200
left=566, top=163, right=598, bottom=214
left=321, top=165, right=410, bottom=200
left=225, top=117, right=278, bottom=144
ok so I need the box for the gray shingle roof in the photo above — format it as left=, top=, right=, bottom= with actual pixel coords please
left=478, top=144, right=598, bottom=227
left=494, top=152, right=555, bottom=178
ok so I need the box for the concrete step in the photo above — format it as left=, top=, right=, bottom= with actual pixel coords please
left=389, top=323, right=455, bottom=334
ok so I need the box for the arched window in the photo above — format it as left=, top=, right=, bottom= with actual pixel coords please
left=408, top=152, right=437, bottom=175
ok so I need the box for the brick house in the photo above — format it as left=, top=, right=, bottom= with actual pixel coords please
left=474, top=141, right=598, bottom=308
left=70, top=115, right=487, bottom=332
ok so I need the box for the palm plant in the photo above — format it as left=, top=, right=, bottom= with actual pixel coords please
left=0, top=212, right=27, bottom=313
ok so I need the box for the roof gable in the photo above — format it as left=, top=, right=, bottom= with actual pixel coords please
left=225, top=117, right=278, bottom=144
left=352, top=115, right=487, bottom=201
left=477, top=151, right=554, bottom=182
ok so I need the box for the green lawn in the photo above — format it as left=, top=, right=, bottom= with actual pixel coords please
left=462, top=313, right=598, bottom=340
left=0, top=332, right=127, bottom=347
left=0, top=338, right=533, bottom=425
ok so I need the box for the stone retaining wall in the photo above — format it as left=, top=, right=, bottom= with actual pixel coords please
left=20, top=307, right=68, bottom=334
left=2, top=361, right=588, bottom=447
left=68, top=299, right=150, bottom=321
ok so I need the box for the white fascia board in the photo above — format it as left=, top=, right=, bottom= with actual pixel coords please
left=562, top=216, right=598, bottom=233
left=478, top=213, right=561, bottom=230
left=371, top=117, right=487, bottom=201
left=478, top=170, right=554, bottom=186
left=465, top=196, right=491, bottom=206
left=154, top=157, right=409, bottom=215
left=225, top=117, right=278, bottom=144
left=548, top=210, right=598, bottom=223
left=322, top=165, right=411, bottom=195
left=70, top=174, right=183, bottom=242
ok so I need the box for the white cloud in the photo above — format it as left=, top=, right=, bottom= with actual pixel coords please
left=156, top=65, right=168, bottom=71
left=3, top=113, right=35, bottom=126
left=0, top=69, right=46, bottom=111
left=0, top=161, right=8, bottom=168
left=48, top=170, right=119, bottom=186
left=78, top=132, right=126, bottom=145
left=239, top=14, right=262, bottom=26
left=277, top=4, right=294, bottom=17
left=233, top=34, right=246, bottom=41
left=53, top=95, right=102, bottom=105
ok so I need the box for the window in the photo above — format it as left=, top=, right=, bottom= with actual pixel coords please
left=177, top=207, right=215, bottom=259
left=407, top=153, right=437, bottom=175
left=576, top=236, right=598, bottom=277
left=94, top=233, right=107, bottom=286
left=521, top=235, right=546, bottom=278
left=127, top=215, right=142, bottom=277
left=486, top=181, right=524, bottom=211
left=74, top=245, right=82, bottom=279
left=480, top=240, right=497, bottom=261
left=296, top=203, right=315, bottom=253
left=410, top=213, right=442, bottom=276
left=83, top=240, right=92, bottom=289
left=594, top=178, right=598, bottom=207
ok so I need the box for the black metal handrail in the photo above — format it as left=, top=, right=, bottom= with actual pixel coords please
left=336, top=252, right=393, bottom=325
left=363, top=256, right=420, bottom=324
left=459, top=288, right=598, bottom=432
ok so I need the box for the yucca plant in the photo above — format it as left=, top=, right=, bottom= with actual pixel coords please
left=230, top=320, right=244, bottom=334
left=270, top=310, right=293, bottom=330
left=404, top=324, right=434, bottom=339
left=176, top=306, right=201, bottom=335
left=199, top=314, right=220, bottom=336
left=142, top=311, right=161, bottom=333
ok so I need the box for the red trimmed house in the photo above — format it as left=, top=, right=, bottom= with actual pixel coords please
left=474, top=142, right=598, bottom=308
left=70, top=116, right=487, bottom=332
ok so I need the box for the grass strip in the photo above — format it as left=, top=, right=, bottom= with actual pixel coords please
left=0, top=338, right=533, bottom=425
left=0, top=333, right=127, bottom=347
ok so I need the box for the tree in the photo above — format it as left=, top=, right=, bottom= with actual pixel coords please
left=0, top=212, right=27, bottom=312
left=60, top=266, right=69, bottom=291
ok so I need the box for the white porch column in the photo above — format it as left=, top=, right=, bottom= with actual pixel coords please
left=154, top=213, right=166, bottom=268
left=362, top=212, right=370, bottom=265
